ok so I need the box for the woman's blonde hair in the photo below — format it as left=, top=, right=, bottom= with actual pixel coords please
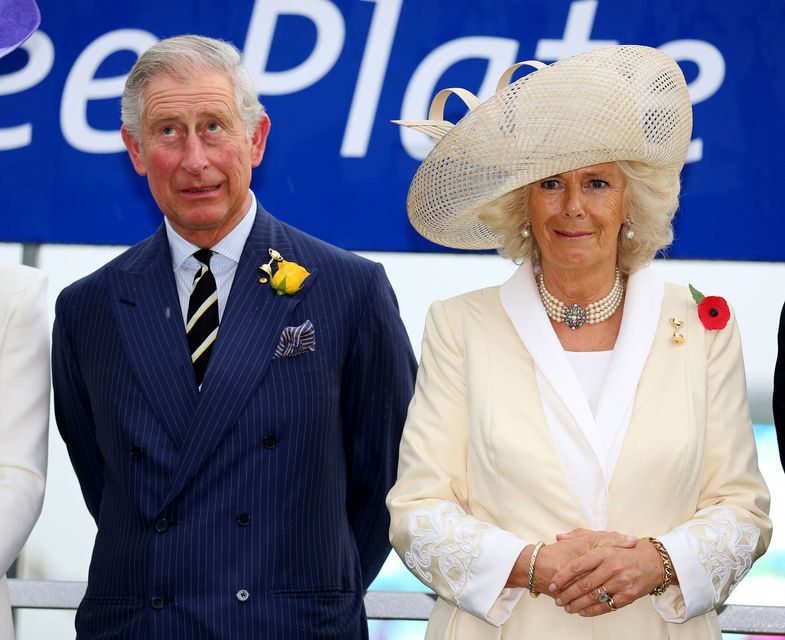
left=477, top=161, right=682, bottom=275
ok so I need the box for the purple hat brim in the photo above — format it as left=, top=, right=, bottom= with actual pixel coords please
left=0, top=0, right=41, bottom=58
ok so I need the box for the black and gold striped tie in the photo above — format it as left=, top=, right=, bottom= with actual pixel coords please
left=187, top=249, right=219, bottom=387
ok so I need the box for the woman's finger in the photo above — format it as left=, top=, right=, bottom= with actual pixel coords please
left=554, top=562, right=615, bottom=607
left=564, top=589, right=613, bottom=615
left=549, top=547, right=605, bottom=593
left=558, top=543, right=662, bottom=615
left=555, top=527, right=596, bottom=540
left=556, top=529, right=637, bottom=548
left=574, top=599, right=618, bottom=618
left=589, top=531, right=638, bottom=548
left=562, top=579, right=627, bottom=615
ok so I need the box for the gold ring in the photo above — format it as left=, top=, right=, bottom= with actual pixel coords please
left=607, top=595, right=618, bottom=611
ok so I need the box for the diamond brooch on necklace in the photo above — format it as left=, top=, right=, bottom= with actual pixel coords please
left=537, top=268, right=624, bottom=330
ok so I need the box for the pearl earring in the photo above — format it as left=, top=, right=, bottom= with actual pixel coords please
left=521, top=224, right=531, bottom=239
left=624, top=217, right=635, bottom=240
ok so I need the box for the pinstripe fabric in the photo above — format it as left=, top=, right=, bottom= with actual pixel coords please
left=274, top=320, right=316, bottom=359
left=52, top=206, right=417, bottom=639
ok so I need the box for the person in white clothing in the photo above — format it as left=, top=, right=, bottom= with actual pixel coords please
left=0, top=6, right=50, bottom=635
left=387, top=45, right=770, bottom=639
left=0, top=265, right=49, bottom=640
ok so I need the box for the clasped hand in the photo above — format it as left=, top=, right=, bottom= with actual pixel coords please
left=507, top=528, right=666, bottom=617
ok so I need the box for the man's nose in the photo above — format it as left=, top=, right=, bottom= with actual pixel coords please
left=181, top=135, right=209, bottom=174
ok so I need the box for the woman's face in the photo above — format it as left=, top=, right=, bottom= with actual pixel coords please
left=527, top=162, right=626, bottom=274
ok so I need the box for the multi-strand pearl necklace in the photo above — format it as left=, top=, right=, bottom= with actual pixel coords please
left=537, top=268, right=624, bottom=330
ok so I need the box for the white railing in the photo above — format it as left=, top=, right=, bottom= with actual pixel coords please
left=9, top=580, right=785, bottom=635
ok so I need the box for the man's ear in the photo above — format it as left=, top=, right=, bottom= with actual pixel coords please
left=121, top=126, right=148, bottom=177
left=250, top=114, right=271, bottom=168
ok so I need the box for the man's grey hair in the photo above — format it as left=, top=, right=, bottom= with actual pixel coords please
left=121, top=35, right=264, bottom=141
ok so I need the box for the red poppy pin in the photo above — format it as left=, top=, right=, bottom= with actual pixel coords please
left=689, top=284, right=730, bottom=331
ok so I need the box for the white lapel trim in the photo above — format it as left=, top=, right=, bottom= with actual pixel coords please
left=499, top=263, right=664, bottom=529
left=500, top=264, right=605, bottom=527
left=596, top=266, right=664, bottom=481
left=499, top=263, right=598, bottom=451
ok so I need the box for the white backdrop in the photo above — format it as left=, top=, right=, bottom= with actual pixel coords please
left=2, top=242, right=784, bottom=637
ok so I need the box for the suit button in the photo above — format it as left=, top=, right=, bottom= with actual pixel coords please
left=154, top=518, right=169, bottom=533
left=151, top=596, right=165, bottom=610
left=262, top=435, right=277, bottom=449
left=236, top=589, right=250, bottom=602
left=130, top=446, right=143, bottom=460
left=236, top=512, right=251, bottom=527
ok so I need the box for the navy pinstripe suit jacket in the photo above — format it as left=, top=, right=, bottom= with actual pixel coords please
left=52, top=207, right=417, bottom=639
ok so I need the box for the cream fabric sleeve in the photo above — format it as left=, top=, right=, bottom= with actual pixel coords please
left=653, top=308, right=771, bottom=622
left=387, top=300, right=527, bottom=626
left=0, top=266, right=49, bottom=575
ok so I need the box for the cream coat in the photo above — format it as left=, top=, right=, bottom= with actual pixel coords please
left=387, top=267, right=771, bottom=639
left=0, top=265, right=49, bottom=639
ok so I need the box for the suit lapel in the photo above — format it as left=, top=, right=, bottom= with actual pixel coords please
left=159, top=208, right=319, bottom=510
left=108, top=227, right=198, bottom=446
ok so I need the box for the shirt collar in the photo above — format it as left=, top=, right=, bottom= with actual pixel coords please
left=166, top=190, right=257, bottom=269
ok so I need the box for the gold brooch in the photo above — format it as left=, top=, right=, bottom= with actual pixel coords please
left=669, top=317, right=685, bottom=344
left=259, top=248, right=283, bottom=283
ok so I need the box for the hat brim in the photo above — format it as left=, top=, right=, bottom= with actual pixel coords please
left=0, top=0, right=41, bottom=58
left=404, top=45, right=693, bottom=250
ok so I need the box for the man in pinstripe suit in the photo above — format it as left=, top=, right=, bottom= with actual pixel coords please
left=52, top=35, right=416, bottom=639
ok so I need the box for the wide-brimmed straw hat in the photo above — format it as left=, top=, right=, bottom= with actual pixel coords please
left=395, top=45, right=692, bottom=250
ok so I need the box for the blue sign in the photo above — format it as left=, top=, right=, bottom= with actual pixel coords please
left=1, top=0, right=784, bottom=259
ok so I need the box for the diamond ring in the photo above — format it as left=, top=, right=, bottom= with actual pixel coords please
left=597, top=586, right=617, bottom=610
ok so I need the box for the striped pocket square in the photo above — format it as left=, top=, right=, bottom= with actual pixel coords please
left=273, top=320, right=316, bottom=359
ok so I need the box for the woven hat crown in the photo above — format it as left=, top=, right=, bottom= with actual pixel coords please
left=403, top=45, right=693, bottom=249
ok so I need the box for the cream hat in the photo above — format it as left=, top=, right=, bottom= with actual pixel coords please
left=396, top=45, right=693, bottom=250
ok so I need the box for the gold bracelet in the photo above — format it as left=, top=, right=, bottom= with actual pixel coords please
left=646, top=537, right=673, bottom=596
left=528, top=541, right=545, bottom=598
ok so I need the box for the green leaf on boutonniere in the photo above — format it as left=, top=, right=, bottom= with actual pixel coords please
left=688, top=284, right=705, bottom=305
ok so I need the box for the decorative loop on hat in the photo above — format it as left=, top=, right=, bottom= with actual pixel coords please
left=495, top=60, right=547, bottom=93
left=391, top=60, right=548, bottom=142
left=392, top=87, right=481, bottom=142
left=392, top=62, right=547, bottom=144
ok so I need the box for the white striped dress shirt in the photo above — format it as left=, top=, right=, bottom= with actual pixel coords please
left=165, top=191, right=257, bottom=324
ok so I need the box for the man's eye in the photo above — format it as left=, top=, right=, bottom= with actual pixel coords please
left=207, top=122, right=221, bottom=133
left=162, top=126, right=176, bottom=137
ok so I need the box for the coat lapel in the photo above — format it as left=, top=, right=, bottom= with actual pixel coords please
left=108, top=227, right=198, bottom=446
left=596, top=267, right=663, bottom=477
left=499, top=264, right=606, bottom=527
left=499, top=264, right=599, bottom=448
left=158, top=208, right=319, bottom=510
left=498, top=263, right=663, bottom=529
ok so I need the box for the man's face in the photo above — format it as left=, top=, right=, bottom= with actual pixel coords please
left=122, top=69, right=269, bottom=247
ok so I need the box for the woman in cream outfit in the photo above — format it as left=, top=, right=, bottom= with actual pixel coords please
left=387, top=46, right=770, bottom=639
left=0, top=265, right=49, bottom=639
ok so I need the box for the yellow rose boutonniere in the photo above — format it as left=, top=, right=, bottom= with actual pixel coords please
left=271, top=260, right=310, bottom=295
left=259, top=248, right=310, bottom=296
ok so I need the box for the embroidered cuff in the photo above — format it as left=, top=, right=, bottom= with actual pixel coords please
left=458, top=529, right=528, bottom=626
left=652, top=529, right=715, bottom=622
